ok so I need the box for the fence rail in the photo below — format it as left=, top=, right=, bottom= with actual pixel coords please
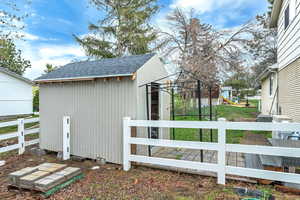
left=123, top=117, right=300, bottom=185
left=0, top=117, right=40, bottom=154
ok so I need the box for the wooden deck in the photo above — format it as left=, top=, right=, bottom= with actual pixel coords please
left=152, top=147, right=245, bottom=167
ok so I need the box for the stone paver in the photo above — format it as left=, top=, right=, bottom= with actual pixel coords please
left=153, top=147, right=245, bottom=167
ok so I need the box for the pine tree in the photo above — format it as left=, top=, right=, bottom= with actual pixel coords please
left=267, top=0, right=275, bottom=16
left=75, top=0, right=159, bottom=59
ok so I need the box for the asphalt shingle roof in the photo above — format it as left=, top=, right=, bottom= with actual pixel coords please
left=35, top=53, right=155, bottom=81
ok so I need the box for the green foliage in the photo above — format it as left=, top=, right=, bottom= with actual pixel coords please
left=33, top=87, right=39, bottom=112
left=0, top=38, right=31, bottom=75
left=267, top=0, right=275, bottom=16
left=75, top=0, right=159, bottom=58
left=44, top=63, right=58, bottom=74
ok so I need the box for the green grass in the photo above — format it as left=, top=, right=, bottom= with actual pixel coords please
left=173, top=100, right=271, bottom=144
left=0, top=122, right=39, bottom=135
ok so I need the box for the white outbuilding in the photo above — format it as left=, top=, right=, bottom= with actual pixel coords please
left=0, top=67, right=33, bottom=117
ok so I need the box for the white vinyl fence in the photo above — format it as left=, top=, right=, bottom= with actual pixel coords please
left=0, top=117, right=40, bottom=154
left=123, top=117, right=300, bottom=185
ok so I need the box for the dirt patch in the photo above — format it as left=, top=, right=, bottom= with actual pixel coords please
left=0, top=150, right=299, bottom=200
left=240, top=132, right=271, bottom=146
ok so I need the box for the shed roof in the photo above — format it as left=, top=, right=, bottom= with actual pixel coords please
left=35, top=53, right=156, bottom=82
left=0, top=67, right=33, bottom=85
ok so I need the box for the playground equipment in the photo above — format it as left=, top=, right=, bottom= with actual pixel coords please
left=222, top=96, right=237, bottom=105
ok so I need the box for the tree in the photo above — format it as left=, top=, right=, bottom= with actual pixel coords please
left=158, top=8, right=251, bottom=86
left=246, top=14, right=277, bottom=78
left=0, top=38, right=31, bottom=75
left=224, top=72, right=253, bottom=99
left=74, top=0, right=159, bottom=59
left=44, top=64, right=58, bottom=74
left=33, top=87, right=39, bottom=112
left=0, top=0, right=31, bottom=38
left=267, top=0, right=275, bottom=16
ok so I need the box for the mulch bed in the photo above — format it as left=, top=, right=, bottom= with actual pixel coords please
left=0, top=150, right=300, bottom=200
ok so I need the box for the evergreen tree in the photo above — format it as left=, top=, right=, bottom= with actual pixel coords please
left=267, top=0, right=275, bottom=15
left=74, top=0, right=159, bottom=58
left=43, top=64, right=58, bottom=74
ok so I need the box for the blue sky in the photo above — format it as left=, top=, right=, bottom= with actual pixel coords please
left=11, top=0, right=269, bottom=79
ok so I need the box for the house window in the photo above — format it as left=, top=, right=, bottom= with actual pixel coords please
left=285, top=4, right=290, bottom=29
left=269, top=75, right=274, bottom=96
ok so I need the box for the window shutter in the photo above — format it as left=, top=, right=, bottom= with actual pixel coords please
left=285, top=5, right=290, bottom=29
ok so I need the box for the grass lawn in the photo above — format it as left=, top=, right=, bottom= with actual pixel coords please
left=173, top=100, right=271, bottom=144
left=0, top=115, right=40, bottom=146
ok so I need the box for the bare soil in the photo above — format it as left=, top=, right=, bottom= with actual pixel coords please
left=0, top=149, right=300, bottom=200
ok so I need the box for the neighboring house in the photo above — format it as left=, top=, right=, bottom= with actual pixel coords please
left=0, top=67, right=33, bottom=117
left=270, top=0, right=300, bottom=122
left=34, top=54, right=170, bottom=164
left=258, top=64, right=278, bottom=115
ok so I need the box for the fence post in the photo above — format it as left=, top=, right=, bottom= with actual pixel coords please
left=217, top=118, right=226, bottom=185
left=18, top=118, right=25, bottom=155
left=123, top=117, right=131, bottom=171
left=63, top=116, right=71, bottom=160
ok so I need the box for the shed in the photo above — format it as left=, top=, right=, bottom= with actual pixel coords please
left=0, top=67, right=33, bottom=117
left=35, top=54, right=170, bottom=164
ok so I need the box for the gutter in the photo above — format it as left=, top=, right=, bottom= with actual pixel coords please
left=34, top=73, right=134, bottom=83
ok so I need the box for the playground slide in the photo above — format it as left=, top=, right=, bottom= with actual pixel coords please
left=222, top=96, right=236, bottom=105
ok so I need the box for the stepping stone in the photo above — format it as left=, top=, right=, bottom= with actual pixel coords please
left=37, top=163, right=66, bottom=172
left=19, top=170, right=51, bottom=188
left=34, top=167, right=81, bottom=192
left=8, top=167, right=38, bottom=185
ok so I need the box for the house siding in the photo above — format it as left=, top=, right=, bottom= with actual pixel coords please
left=278, top=57, right=300, bottom=122
left=260, top=73, right=278, bottom=115
left=0, top=71, right=33, bottom=116
left=39, top=78, right=137, bottom=164
left=277, top=0, right=300, bottom=70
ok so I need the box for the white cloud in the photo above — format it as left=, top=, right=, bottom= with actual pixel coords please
left=39, top=45, right=85, bottom=58
left=17, top=40, right=86, bottom=80
left=170, top=0, right=246, bottom=13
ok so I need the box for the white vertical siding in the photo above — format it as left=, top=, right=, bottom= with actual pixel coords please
left=277, top=0, right=300, bottom=70
left=39, top=78, right=137, bottom=164
left=0, top=71, right=33, bottom=116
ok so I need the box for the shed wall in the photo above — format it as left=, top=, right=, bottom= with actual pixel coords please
left=39, top=78, right=137, bottom=164
left=136, top=55, right=170, bottom=156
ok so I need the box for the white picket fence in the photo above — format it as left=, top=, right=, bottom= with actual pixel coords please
left=123, top=117, right=300, bottom=185
left=0, top=117, right=40, bottom=154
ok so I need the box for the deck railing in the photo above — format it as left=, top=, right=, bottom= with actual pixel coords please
left=123, top=117, right=300, bottom=185
left=0, top=117, right=40, bottom=154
